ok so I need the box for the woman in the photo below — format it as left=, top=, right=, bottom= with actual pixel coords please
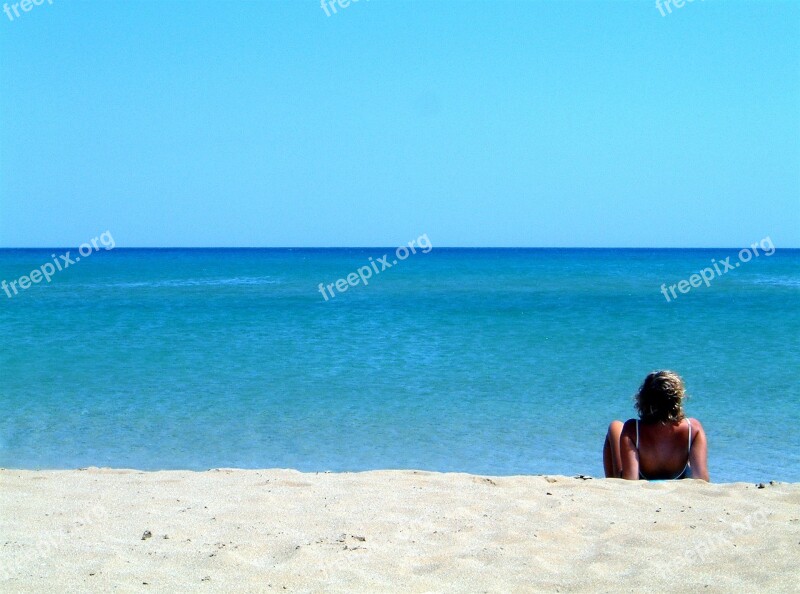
left=603, top=370, right=709, bottom=481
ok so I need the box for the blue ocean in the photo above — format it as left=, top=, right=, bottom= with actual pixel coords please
left=1, top=247, right=798, bottom=483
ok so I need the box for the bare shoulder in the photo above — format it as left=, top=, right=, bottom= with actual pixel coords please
left=620, top=418, right=638, bottom=440
left=687, top=418, right=706, bottom=434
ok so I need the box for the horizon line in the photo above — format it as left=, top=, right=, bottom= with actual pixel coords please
left=1, top=246, right=798, bottom=251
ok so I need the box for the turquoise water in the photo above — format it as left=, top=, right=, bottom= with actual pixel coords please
left=1, top=248, right=798, bottom=483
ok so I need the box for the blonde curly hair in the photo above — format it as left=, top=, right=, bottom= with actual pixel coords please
left=635, top=370, right=687, bottom=424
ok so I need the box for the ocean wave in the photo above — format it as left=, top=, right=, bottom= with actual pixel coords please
left=748, top=277, right=800, bottom=288
left=100, top=277, right=282, bottom=288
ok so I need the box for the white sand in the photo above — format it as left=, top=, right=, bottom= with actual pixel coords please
left=1, top=469, right=798, bottom=593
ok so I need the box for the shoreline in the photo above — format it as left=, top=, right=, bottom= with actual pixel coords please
left=2, top=468, right=799, bottom=592
left=1, top=465, right=796, bottom=485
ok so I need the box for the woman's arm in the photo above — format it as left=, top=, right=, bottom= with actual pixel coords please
left=688, top=419, right=710, bottom=481
left=619, top=421, right=640, bottom=480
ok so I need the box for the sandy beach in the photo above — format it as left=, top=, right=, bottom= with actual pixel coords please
left=1, top=469, right=798, bottom=593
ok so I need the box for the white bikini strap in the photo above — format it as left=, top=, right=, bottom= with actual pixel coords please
left=687, top=418, right=693, bottom=453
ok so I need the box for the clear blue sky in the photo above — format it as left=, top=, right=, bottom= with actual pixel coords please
left=1, top=0, right=798, bottom=247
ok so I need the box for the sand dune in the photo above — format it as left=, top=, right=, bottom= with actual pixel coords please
left=1, top=469, right=798, bottom=592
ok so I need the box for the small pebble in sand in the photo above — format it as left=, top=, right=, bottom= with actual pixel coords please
left=141, top=531, right=152, bottom=540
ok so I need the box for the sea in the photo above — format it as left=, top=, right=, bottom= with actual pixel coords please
left=1, top=247, right=798, bottom=484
